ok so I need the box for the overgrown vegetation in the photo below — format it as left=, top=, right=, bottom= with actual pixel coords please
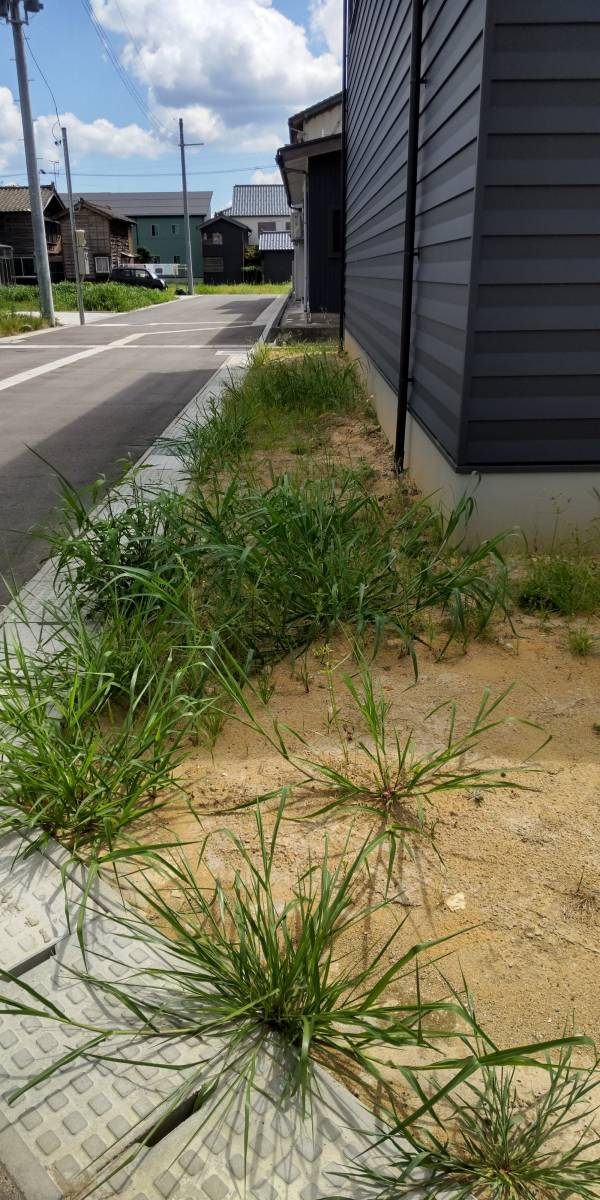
left=194, top=281, right=290, bottom=294
left=2, top=340, right=599, bottom=1195
left=0, top=625, right=198, bottom=855
left=518, top=554, right=600, bottom=616
left=0, top=281, right=175, bottom=313
left=0, top=310, right=46, bottom=336
left=334, top=1052, right=600, bottom=1199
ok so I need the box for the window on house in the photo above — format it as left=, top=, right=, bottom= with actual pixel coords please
left=329, top=207, right=342, bottom=257
left=203, top=231, right=223, bottom=246
left=173, top=254, right=181, bottom=264
left=285, top=221, right=291, bottom=231
left=258, top=221, right=276, bottom=234
left=171, top=223, right=180, bottom=235
left=204, top=256, right=224, bottom=273
left=94, top=255, right=110, bottom=275
left=151, top=224, right=159, bottom=236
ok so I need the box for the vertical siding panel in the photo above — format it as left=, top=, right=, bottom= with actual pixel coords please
left=464, top=0, right=600, bottom=467
left=345, top=0, right=485, bottom=463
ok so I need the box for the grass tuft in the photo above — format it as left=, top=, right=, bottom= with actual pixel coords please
left=518, top=556, right=600, bottom=617
left=333, top=1051, right=600, bottom=1199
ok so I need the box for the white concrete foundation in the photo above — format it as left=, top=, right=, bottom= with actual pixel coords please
left=345, top=330, right=600, bottom=549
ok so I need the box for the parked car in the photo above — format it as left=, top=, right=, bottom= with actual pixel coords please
left=110, top=266, right=166, bottom=290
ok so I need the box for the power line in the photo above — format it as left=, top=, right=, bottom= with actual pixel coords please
left=4, top=165, right=276, bottom=179
left=24, top=33, right=60, bottom=133
left=77, top=0, right=175, bottom=143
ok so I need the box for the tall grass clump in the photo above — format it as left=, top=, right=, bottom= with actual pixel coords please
left=0, top=629, right=197, bottom=854
left=183, top=475, right=510, bottom=666
left=0, top=311, right=46, bottom=336
left=518, top=555, right=600, bottom=616
left=35, top=468, right=197, bottom=621
left=333, top=1052, right=600, bottom=1199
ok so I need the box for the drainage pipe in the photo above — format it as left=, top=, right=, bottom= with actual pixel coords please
left=394, top=0, right=424, bottom=471
left=338, top=0, right=349, bottom=347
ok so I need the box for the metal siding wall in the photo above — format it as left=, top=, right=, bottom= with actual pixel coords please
left=464, top=0, right=600, bottom=467
left=308, top=153, right=342, bottom=312
left=345, top=0, right=485, bottom=463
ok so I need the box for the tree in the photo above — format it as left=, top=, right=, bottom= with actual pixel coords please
left=135, top=245, right=153, bottom=264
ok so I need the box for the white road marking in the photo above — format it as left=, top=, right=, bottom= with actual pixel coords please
left=0, top=332, right=142, bottom=393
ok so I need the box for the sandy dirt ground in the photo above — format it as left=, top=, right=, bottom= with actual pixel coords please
left=113, top=407, right=600, bottom=1119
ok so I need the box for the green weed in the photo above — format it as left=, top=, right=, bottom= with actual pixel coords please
left=518, top=556, right=600, bottom=616
left=568, top=626, right=594, bottom=657
left=332, top=1051, right=600, bottom=1199
left=0, top=629, right=196, bottom=855
left=0, top=281, right=175, bottom=312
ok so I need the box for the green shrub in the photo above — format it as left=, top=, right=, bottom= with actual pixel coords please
left=518, top=555, right=600, bottom=616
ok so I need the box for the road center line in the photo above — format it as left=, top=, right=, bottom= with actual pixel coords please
left=0, top=333, right=142, bottom=393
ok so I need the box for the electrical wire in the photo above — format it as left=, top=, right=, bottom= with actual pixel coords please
left=5, top=165, right=276, bottom=178
left=77, top=0, right=175, bottom=143
left=24, top=34, right=61, bottom=133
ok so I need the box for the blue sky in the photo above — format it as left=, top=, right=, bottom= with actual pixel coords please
left=0, top=0, right=341, bottom=211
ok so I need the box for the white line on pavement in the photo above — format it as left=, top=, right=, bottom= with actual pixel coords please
left=0, top=333, right=142, bottom=393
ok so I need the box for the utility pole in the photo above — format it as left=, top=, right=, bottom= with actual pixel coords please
left=61, top=126, right=85, bottom=326
left=2, top=1, right=55, bottom=325
left=178, top=118, right=203, bottom=296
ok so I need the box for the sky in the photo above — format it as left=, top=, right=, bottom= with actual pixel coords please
left=0, top=0, right=342, bottom=212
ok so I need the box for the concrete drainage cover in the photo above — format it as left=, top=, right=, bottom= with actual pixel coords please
left=0, top=835, right=83, bottom=976
left=0, top=891, right=413, bottom=1200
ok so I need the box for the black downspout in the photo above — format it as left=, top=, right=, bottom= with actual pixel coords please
left=338, top=0, right=348, bottom=347
left=394, top=0, right=424, bottom=471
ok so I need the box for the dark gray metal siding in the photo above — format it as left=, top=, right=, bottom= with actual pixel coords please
left=462, top=0, right=600, bottom=468
left=345, top=0, right=411, bottom=391
left=308, top=152, right=342, bottom=312
left=345, top=0, right=486, bottom=463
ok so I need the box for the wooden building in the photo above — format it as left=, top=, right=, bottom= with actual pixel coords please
left=59, top=198, right=136, bottom=281
left=199, top=216, right=250, bottom=284
left=0, top=185, right=66, bottom=282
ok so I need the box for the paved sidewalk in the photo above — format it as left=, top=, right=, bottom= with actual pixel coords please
left=0, top=294, right=278, bottom=606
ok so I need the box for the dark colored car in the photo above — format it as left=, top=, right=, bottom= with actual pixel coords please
left=110, top=266, right=166, bottom=291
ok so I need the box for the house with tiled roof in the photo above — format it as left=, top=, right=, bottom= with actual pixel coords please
left=259, top=231, right=293, bottom=286
left=0, top=184, right=67, bottom=282
left=218, top=185, right=291, bottom=246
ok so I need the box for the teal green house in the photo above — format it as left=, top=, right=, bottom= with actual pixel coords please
left=77, top=191, right=212, bottom=280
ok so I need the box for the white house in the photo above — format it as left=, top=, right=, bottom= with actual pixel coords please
left=219, top=185, right=291, bottom=246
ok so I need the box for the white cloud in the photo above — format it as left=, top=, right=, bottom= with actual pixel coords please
left=310, top=0, right=343, bottom=59
left=250, top=167, right=282, bottom=185
left=34, top=113, right=165, bottom=162
left=92, top=0, right=342, bottom=150
left=0, top=87, right=24, bottom=171
left=0, top=85, right=167, bottom=178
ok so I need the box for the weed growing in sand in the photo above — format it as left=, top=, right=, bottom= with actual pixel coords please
left=332, top=1051, right=600, bottom=1199
left=295, top=666, right=541, bottom=838
left=568, top=626, right=594, bottom=657
left=518, top=555, right=600, bottom=617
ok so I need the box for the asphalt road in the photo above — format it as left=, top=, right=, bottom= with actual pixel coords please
left=0, top=293, right=277, bottom=606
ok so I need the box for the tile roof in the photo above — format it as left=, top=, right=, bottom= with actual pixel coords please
left=259, top=231, right=293, bottom=251
left=230, top=184, right=289, bottom=217
left=72, top=191, right=212, bottom=217
left=0, top=185, right=59, bottom=213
